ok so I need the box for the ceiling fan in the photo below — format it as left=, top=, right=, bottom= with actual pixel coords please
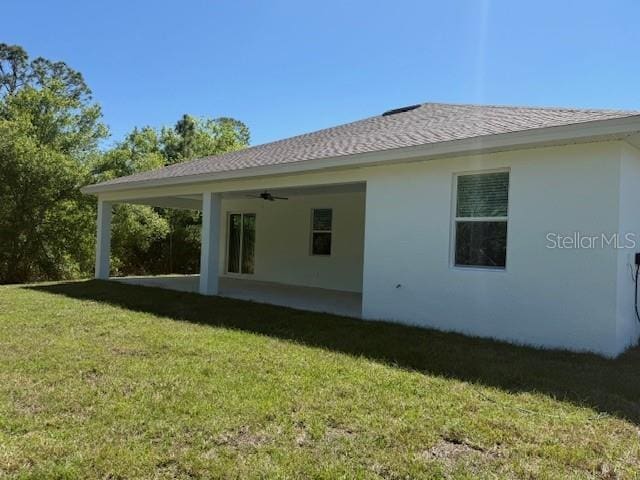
left=246, top=191, right=288, bottom=201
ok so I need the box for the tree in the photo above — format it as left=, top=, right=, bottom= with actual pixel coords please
left=164, top=115, right=251, bottom=273
left=0, top=44, right=107, bottom=283
left=161, top=114, right=250, bottom=163
left=0, top=43, right=251, bottom=283
left=93, top=115, right=250, bottom=276
left=158, top=115, right=250, bottom=274
left=90, top=127, right=169, bottom=276
left=0, top=44, right=28, bottom=96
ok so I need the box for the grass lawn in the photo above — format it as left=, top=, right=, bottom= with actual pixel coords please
left=0, top=281, right=639, bottom=479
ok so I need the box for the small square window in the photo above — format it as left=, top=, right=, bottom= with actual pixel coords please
left=311, top=208, right=332, bottom=255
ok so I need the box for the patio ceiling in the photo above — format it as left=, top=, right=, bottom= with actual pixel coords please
left=114, top=182, right=366, bottom=210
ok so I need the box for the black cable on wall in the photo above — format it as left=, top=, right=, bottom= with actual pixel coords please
left=635, top=263, right=640, bottom=324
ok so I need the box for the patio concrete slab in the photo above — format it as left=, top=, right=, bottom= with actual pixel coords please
left=112, top=275, right=362, bottom=318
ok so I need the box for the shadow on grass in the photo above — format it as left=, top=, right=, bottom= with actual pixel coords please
left=28, top=280, right=640, bottom=424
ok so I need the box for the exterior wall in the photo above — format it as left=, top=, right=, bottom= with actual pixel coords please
left=217, top=192, right=365, bottom=292
left=615, top=143, right=640, bottom=353
left=101, top=140, right=638, bottom=357
left=362, top=142, right=624, bottom=356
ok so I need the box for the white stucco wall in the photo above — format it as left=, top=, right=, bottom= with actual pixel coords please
left=361, top=142, right=625, bottom=356
left=102, top=140, right=640, bottom=357
left=217, top=192, right=365, bottom=292
left=616, top=143, right=640, bottom=353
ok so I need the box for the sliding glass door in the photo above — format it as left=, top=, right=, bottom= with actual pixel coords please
left=227, top=213, right=256, bottom=274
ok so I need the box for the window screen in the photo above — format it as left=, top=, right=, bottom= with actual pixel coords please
left=454, top=172, right=509, bottom=268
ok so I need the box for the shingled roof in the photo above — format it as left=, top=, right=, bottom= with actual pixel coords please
left=90, top=102, right=640, bottom=190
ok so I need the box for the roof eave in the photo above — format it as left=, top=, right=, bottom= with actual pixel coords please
left=82, top=115, right=640, bottom=195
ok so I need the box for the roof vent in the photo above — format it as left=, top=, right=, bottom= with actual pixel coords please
left=381, top=104, right=421, bottom=116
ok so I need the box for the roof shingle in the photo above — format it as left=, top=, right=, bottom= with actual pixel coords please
left=94, top=102, right=640, bottom=188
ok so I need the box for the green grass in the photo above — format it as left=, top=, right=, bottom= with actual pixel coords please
left=0, top=280, right=639, bottom=479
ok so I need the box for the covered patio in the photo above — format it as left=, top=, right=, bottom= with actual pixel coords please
left=92, top=180, right=366, bottom=319
left=113, top=275, right=362, bottom=317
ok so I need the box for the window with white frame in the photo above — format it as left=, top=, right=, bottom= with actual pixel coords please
left=311, top=208, right=332, bottom=255
left=453, top=171, right=509, bottom=268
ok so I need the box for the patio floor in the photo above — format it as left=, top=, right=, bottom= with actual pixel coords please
left=112, top=275, right=362, bottom=318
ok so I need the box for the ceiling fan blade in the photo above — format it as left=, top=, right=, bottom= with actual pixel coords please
left=244, top=192, right=287, bottom=201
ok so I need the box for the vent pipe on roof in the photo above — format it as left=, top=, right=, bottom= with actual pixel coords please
left=381, top=104, right=421, bottom=116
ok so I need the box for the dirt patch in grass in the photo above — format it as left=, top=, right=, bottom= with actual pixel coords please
left=215, top=425, right=269, bottom=449
left=12, top=397, right=45, bottom=416
left=81, top=367, right=103, bottom=386
left=325, top=425, right=356, bottom=441
left=421, top=436, right=503, bottom=467
left=595, top=462, right=624, bottom=480
left=294, top=422, right=309, bottom=447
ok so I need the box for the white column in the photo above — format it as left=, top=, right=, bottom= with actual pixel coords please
left=199, top=192, right=222, bottom=295
left=95, top=200, right=112, bottom=280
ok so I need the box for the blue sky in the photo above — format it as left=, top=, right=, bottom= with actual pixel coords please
left=6, top=0, right=640, bottom=147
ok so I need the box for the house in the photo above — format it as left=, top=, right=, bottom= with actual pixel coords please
left=82, top=102, right=640, bottom=357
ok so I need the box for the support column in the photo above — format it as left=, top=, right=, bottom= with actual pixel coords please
left=95, top=200, right=112, bottom=280
left=199, top=192, right=222, bottom=295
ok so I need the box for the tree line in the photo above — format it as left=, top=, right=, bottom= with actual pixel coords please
left=0, top=43, right=250, bottom=284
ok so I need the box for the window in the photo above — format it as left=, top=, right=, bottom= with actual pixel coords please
left=311, top=208, right=332, bottom=255
left=453, top=171, right=509, bottom=268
